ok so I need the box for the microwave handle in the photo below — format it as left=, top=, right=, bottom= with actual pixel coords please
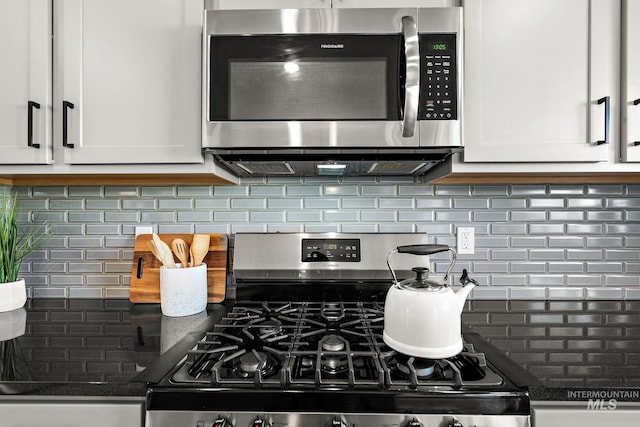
left=401, top=16, right=419, bottom=138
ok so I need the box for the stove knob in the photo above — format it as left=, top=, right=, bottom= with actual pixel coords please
left=212, top=417, right=231, bottom=427
left=406, top=419, right=423, bottom=427
left=252, top=418, right=269, bottom=427
left=447, top=418, right=463, bottom=427
left=330, top=418, right=347, bottom=427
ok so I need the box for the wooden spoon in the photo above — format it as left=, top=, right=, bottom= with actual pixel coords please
left=147, top=240, right=161, bottom=262
left=171, top=238, right=190, bottom=268
left=190, top=234, right=210, bottom=267
left=152, top=233, right=176, bottom=268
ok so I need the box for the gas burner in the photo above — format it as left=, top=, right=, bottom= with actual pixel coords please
left=321, top=354, right=349, bottom=375
left=321, top=302, right=345, bottom=322
left=321, top=334, right=346, bottom=352
left=233, top=351, right=278, bottom=378
left=254, top=319, right=283, bottom=338
left=395, top=356, right=436, bottom=378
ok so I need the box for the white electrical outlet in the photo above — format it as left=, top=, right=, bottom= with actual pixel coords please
left=457, top=227, right=475, bottom=255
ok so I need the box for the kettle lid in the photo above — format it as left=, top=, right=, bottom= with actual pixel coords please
left=398, top=267, right=445, bottom=289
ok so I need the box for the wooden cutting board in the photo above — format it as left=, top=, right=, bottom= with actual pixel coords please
left=129, top=234, right=227, bottom=303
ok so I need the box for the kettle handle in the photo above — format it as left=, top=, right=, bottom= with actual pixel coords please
left=397, top=244, right=449, bottom=256
left=388, top=244, right=457, bottom=286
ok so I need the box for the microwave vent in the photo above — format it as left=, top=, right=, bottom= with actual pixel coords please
left=236, top=162, right=295, bottom=175
left=367, top=161, right=433, bottom=175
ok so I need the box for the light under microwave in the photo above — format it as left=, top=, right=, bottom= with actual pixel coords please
left=202, top=8, right=463, bottom=178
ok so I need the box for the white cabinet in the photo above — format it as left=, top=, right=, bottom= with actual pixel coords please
left=206, top=0, right=329, bottom=9
left=462, top=0, right=616, bottom=163
left=55, top=0, right=203, bottom=164
left=332, top=0, right=459, bottom=7
left=0, top=398, right=144, bottom=427
left=0, top=0, right=52, bottom=164
left=622, top=0, right=640, bottom=162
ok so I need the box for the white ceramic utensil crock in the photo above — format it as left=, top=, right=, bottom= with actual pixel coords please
left=383, top=244, right=477, bottom=359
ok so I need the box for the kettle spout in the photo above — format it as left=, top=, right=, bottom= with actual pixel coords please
left=454, top=269, right=478, bottom=313
left=454, top=283, right=475, bottom=313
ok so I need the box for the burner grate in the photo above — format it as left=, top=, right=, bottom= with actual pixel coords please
left=172, top=301, right=503, bottom=390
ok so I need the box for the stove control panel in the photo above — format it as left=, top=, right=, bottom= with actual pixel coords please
left=302, top=238, right=361, bottom=263
left=148, top=413, right=530, bottom=427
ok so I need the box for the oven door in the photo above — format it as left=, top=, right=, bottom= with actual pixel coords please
left=203, top=8, right=420, bottom=149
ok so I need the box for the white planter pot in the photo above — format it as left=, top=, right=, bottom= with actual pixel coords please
left=0, top=307, right=27, bottom=340
left=0, top=279, right=27, bottom=313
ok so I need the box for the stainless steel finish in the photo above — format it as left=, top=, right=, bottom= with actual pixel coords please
left=202, top=8, right=463, bottom=177
left=202, top=8, right=420, bottom=151
left=204, top=121, right=419, bottom=150
left=233, top=232, right=429, bottom=281
left=204, top=8, right=415, bottom=35
left=401, top=15, right=419, bottom=138
left=147, top=411, right=530, bottom=427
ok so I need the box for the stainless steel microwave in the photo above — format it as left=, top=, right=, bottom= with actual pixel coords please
left=202, top=8, right=463, bottom=178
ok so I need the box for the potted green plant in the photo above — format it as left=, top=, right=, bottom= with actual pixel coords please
left=0, top=187, right=50, bottom=312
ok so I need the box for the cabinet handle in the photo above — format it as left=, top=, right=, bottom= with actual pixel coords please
left=596, top=96, right=610, bottom=145
left=28, top=101, right=41, bottom=148
left=62, top=101, right=75, bottom=148
left=635, top=99, right=640, bottom=146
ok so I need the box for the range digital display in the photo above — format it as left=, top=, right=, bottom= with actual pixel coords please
left=302, top=239, right=361, bottom=262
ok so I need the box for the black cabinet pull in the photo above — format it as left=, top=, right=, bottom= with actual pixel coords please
left=596, top=96, right=610, bottom=145
left=635, top=99, right=640, bottom=146
left=62, top=100, right=75, bottom=148
left=27, top=101, right=41, bottom=148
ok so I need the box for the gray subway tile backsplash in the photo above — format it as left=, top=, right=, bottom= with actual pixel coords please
left=8, top=182, right=640, bottom=299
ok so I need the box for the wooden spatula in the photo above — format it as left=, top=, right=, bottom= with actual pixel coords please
left=190, top=234, right=210, bottom=267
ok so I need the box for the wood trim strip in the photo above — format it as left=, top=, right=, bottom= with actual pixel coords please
left=431, top=173, right=640, bottom=185
left=0, top=174, right=234, bottom=186
left=1, top=173, right=640, bottom=186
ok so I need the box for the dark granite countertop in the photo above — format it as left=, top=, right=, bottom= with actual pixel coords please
left=463, top=300, right=640, bottom=401
left=0, top=299, right=230, bottom=397
left=1, top=299, right=640, bottom=401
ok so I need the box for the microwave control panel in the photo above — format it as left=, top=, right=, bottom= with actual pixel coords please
left=418, top=34, right=457, bottom=120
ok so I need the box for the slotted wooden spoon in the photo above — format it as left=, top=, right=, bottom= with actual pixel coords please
left=171, top=238, right=190, bottom=268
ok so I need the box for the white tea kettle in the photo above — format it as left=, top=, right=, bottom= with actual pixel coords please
left=383, top=244, right=478, bottom=359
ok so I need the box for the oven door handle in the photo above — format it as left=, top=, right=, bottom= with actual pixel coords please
left=401, top=15, right=419, bottom=138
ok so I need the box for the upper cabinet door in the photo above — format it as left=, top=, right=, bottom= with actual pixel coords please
left=208, top=0, right=330, bottom=9
left=462, top=0, right=616, bottom=162
left=0, top=0, right=52, bottom=164
left=56, top=0, right=203, bottom=164
left=333, top=0, right=459, bottom=7
left=622, top=0, right=640, bottom=162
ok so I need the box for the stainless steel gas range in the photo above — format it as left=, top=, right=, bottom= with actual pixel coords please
left=145, top=233, right=533, bottom=427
